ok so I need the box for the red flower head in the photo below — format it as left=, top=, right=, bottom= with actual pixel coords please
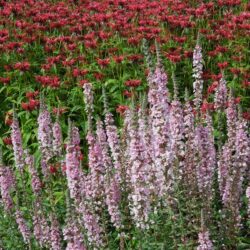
left=207, top=81, right=218, bottom=94
left=3, top=137, right=12, bottom=146
left=94, top=72, right=105, bottom=80
left=78, top=153, right=84, bottom=161
left=230, top=68, right=241, bottom=75
left=79, top=79, right=89, bottom=87
left=123, top=90, right=132, bottom=98
left=52, top=107, right=67, bottom=115
left=217, top=61, right=228, bottom=70
left=49, top=165, right=57, bottom=174
left=116, top=105, right=129, bottom=115
left=234, top=97, right=241, bottom=104
left=29, top=99, right=39, bottom=110
left=0, top=77, right=10, bottom=85
left=125, top=79, right=141, bottom=87
left=243, top=112, right=250, bottom=121
left=97, top=58, right=110, bottom=68
left=26, top=90, right=39, bottom=99
left=201, top=100, right=214, bottom=113
left=113, top=56, right=124, bottom=64
left=14, top=61, right=30, bottom=71
left=21, top=102, right=30, bottom=111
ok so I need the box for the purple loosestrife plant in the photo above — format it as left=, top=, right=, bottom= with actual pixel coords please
left=63, top=194, right=86, bottom=250
left=219, top=94, right=239, bottom=203
left=127, top=108, right=152, bottom=229
left=11, top=111, right=25, bottom=170
left=138, top=104, right=156, bottom=201
left=15, top=209, right=31, bottom=244
left=37, top=99, right=53, bottom=179
left=218, top=91, right=237, bottom=202
left=195, top=125, right=216, bottom=200
left=86, top=131, right=105, bottom=211
left=96, top=120, right=122, bottom=229
left=123, top=109, right=133, bottom=188
left=33, top=200, right=50, bottom=248
left=225, top=112, right=250, bottom=228
left=52, top=120, right=63, bottom=157
left=214, top=74, right=227, bottom=110
left=25, top=152, right=42, bottom=195
left=96, top=120, right=112, bottom=174
left=218, top=144, right=231, bottom=202
left=65, top=123, right=82, bottom=201
left=78, top=200, right=104, bottom=248
left=169, top=75, right=185, bottom=179
left=147, top=63, right=170, bottom=198
left=183, top=89, right=196, bottom=191
left=226, top=89, right=237, bottom=144
left=246, top=187, right=250, bottom=216
left=0, top=165, right=15, bottom=211
left=104, top=112, right=122, bottom=183
left=83, top=82, right=94, bottom=130
left=82, top=83, right=106, bottom=247
left=102, top=87, right=121, bottom=183
left=193, top=35, right=204, bottom=111
left=50, top=214, right=62, bottom=250
left=197, top=230, right=213, bottom=250
left=37, top=101, right=53, bottom=164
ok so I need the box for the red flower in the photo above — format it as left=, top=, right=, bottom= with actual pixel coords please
left=21, top=99, right=39, bottom=111
left=215, top=46, right=228, bottom=53
left=116, top=105, right=129, bottom=115
left=26, top=90, right=39, bottom=99
left=73, top=68, right=88, bottom=78
left=67, top=43, right=77, bottom=51
left=123, top=90, right=132, bottom=98
left=0, top=77, right=10, bottom=85
left=62, top=164, right=67, bottom=172
left=242, top=80, right=250, bottom=88
left=243, top=112, right=250, bottom=121
left=173, top=36, right=187, bottom=43
left=127, top=54, right=143, bottom=62
left=125, top=79, right=141, bottom=87
left=128, top=36, right=140, bottom=46
left=5, top=118, right=13, bottom=126
left=113, top=56, right=124, bottom=63
left=230, top=68, right=241, bottom=75
left=35, top=75, right=60, bottom=88
left=3, top=137, right=12, bottom=146
left=217, top=61, right=228, bottom=70
left=79, top=80, right=89, bottom=87
left=97, top=58, right=110, bottom=68
left=29, top=99, right=39, bottom=110
left=49, top=165, right=57, bottom=174
left=234, top=97, right=241, bottom=104
left=207, top=81, right=218, bottom=94
left=84, top=40, right=98, bottom=49
left=78, top=153, right=84, bottom=161
left=21, top=102, right=30, bottom=111
left=94, top=72, right=104, bottom=80
left=201, top=101, right=214, bottom=113
left=211, top=74, right=222, bottom=81
left=183, top=50, right=193, bottom=58
left=14, top=61, right=30, bottom=71
left=52, top=107, right=67, bottom=115
left=26, top=92, right=34, bottom=99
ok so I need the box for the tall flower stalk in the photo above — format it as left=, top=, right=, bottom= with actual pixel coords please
left=193, top=34, right=203, bottom=111
left=11, top=110, right=25, bottom=170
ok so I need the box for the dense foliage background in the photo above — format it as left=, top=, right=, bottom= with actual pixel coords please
left=0, top=0, right=249, bottom=249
